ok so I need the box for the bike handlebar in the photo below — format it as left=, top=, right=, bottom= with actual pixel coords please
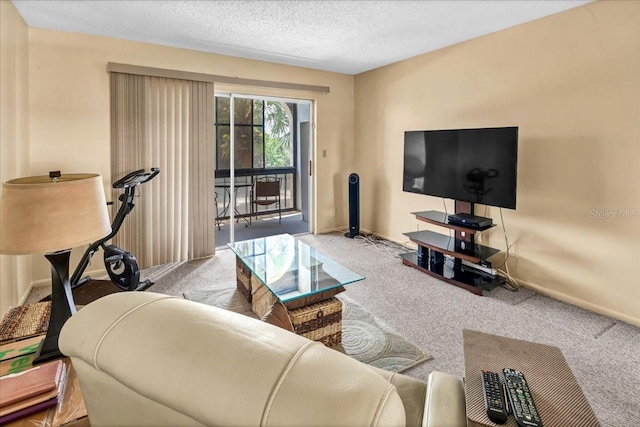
left=112, top=168, right=160, bottom=189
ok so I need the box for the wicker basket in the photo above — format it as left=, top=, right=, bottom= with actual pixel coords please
left=235, top=256, right=252, bottom=302
left=0, top=302, right=50, bottom=344
left=289, top=297, right=342, bottom=347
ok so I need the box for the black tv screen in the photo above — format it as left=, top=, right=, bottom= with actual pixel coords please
left=403, top=126, right=518, bottom=209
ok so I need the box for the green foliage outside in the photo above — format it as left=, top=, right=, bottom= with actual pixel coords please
left=265, top=134, right=290, bottom=167
left=264, top=101, right=291, bottom=167
left=215, top=97, right=292, bottom=170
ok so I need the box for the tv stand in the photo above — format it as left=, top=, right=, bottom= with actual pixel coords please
left=400, top=202, right=502, bottom=295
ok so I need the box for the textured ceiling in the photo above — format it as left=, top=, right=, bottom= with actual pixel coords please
left=12, top=0, right=591, bottom=75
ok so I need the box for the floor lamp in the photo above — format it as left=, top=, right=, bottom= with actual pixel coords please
left=0, top=173, right=111, bottom=364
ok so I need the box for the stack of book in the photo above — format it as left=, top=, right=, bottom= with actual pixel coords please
left=0, top=359, right=67, bottom=424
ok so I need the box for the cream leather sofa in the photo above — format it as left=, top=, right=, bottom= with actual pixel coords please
left=59, top=292, right=466, bottom=427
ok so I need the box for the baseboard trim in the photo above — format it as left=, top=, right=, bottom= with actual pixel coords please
left=22, top=268, right=108, bottom=304
left=368, top=232, right=640, bottom=328
left=318, top=226, right=348, bottom=234
left=18, top=283, right=35, bottom=307
left=516, top=278, right=639, bottom=328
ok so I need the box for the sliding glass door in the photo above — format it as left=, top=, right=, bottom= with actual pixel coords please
left=214, top=94, right=313, bottom=247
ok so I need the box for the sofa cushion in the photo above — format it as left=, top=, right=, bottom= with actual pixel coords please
left=59, top=292, right=409, bottom=427
left=424, top=371, right=466, bottom=427
left=368, top=366, right=427, bottom=427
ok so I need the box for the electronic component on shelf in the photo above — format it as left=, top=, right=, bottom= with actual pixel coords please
left=447, top=212, right=493, bottom=229
left=481, top=370, right=508, bottom=424
left=503, top=368, right=543, bottom=427
left=462, top=259, right=497, bottom=276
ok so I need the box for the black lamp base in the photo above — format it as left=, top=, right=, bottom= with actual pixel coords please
left=32, top=249, right=76, bottom=365
left=33, top=334, right=64, bottom=364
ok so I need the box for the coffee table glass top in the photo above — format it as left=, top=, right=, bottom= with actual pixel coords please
left=228, top=234, right=365, bottom=302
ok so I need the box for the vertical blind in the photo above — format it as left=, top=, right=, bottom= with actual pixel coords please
left=110, top=72, right=215, bottom=267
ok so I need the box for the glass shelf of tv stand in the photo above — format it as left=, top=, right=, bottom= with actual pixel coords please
left=403, top=211, right=501, bottom=295
left=400, top=252, right=502, bottom=294
left=403, top=229, right=499, bottom=264
left=412, top=210, right=496, bottom=233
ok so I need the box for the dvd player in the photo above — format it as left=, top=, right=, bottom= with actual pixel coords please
left=447, top=213, right=493, bottom=229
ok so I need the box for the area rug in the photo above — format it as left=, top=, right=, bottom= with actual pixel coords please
left=183, top=285, right=432, bottom=373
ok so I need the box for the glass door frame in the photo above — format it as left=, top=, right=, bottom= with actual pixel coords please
left=216, top=92, right=314, bottom=244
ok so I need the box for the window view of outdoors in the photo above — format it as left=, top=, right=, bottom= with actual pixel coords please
left=215, top=97, right=293, bottom=171
left=214, top=96, right=301, bottom=227
left=264, top=101, right=292, bottom=168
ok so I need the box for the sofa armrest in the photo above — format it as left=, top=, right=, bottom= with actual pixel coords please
left=423, top=371, right=467, bottom=427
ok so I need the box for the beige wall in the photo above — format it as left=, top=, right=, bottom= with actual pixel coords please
left=0, top=1, right=31, bottom=315
left=354, top=1, right=640, bottom=326
left=5, top=1, right=638, bottom=326
left=26, top=29, right=354, bottom=284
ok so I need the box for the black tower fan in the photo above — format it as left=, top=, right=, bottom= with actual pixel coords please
left=345, top=173, right=360, bottom=238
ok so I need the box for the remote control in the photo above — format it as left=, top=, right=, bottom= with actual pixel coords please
left=502, top=368, right=543, bottom=427
left=481, top=370, right=508, bottom=424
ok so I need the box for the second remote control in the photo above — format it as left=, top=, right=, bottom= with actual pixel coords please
left=503, top=368, right=543, bottom=427
left=481, top=370, right=508, bottom=424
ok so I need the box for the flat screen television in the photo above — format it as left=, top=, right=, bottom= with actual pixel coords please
left=403, top=126, right=518, bottom=209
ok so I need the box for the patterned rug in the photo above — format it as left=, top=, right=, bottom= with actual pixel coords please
left=184, top=285, right=432, bottom=373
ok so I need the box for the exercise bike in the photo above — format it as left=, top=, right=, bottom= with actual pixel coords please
left=42, top=168, right=160, bottom=301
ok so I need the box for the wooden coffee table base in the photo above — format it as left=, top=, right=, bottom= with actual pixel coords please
left=235, top=255, right=343, bottom=347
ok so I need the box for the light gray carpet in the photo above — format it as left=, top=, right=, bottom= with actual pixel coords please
left=27, top=232, right=640, bottom=426
left=184, top=286, right=432, bottom=373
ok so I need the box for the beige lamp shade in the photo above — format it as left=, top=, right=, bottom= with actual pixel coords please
left=0, top=173, right=112, bottom=255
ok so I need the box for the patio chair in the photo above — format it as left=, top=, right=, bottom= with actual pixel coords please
left=251, top=178, right=282, bottom=225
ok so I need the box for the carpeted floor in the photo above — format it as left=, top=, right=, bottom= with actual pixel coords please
left=25, top=232, right=640, bottom=426
left=184, top=285, right=432, bottom=373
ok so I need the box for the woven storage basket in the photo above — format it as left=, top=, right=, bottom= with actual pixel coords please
left=0, top=302, right=50, bottom=344
left=289, top=297, right=342, bottom=347
left=235, top=256, right=252, bottom=302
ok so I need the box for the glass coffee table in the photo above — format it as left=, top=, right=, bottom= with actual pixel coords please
left=228, top=234, right=364, bottom=346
